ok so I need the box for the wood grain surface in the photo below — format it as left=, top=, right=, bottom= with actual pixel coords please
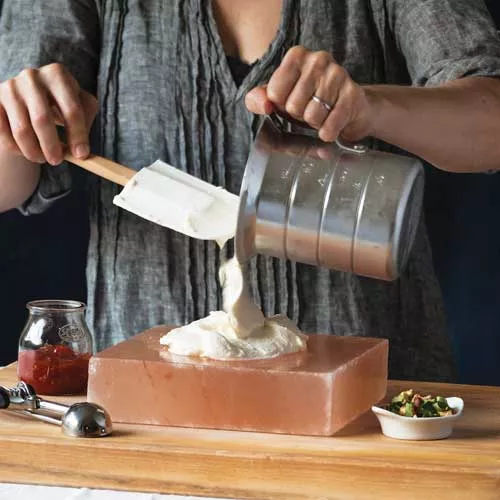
left=1, top=363, right=499, bottom=500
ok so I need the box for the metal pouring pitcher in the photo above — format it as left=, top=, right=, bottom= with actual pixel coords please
left=235, top=115, right=424, bottom=281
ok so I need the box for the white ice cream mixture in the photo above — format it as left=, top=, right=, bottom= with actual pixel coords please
left=160, top=256, right=307, bottom=360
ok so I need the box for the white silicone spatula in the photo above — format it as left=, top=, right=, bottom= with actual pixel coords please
left=66, top=153, right=239, bottom=242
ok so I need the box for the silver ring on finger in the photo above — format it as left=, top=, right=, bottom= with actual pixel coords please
left=312, top=95, right=333, bottom=112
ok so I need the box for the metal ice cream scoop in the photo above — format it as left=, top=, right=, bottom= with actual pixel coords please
left=0, top=382, right=112, bottom=438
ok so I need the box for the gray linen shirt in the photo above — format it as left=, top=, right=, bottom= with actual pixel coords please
left=2, top=0, right=500, bottom=381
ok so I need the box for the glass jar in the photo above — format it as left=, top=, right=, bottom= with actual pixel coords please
left=17, top=300, right=93, bottom=396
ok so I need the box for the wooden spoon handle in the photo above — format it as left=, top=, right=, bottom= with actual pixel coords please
left=65, top=153, right=135, bottom=186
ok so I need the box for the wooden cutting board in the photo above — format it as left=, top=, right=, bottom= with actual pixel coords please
left=1, top=363, right=499, bottom=500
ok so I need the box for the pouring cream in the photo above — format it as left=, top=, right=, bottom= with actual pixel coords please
left=160, top=256, right=307, bottom=360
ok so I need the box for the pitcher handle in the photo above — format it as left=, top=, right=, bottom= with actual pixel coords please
left=268, top=112, right=368, bottom=155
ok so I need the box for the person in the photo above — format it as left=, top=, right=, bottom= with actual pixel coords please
left=1, top=0, right=500, bottom=382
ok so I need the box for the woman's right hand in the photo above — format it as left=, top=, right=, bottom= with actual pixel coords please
left=0, top=63, right=98, bottom=166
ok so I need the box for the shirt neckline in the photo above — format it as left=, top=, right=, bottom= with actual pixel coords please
left=204, top=0, right=293, bottom=99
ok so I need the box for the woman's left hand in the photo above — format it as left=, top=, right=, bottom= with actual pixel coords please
left=245, top=46, right=374, bottom=143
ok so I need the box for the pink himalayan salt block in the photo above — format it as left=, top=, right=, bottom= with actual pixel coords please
left=87, top=327, right=388, bottom=436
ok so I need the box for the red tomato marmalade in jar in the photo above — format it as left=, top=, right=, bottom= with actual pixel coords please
left=17, top=300, right=94, bottom=396
left=18, top=345, right=91, bottom=396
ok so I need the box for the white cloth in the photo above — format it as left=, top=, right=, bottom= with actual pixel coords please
left=0, top=484, right=236, bottom=500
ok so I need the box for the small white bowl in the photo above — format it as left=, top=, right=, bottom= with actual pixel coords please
left=372, top=397, right=464, bottom=440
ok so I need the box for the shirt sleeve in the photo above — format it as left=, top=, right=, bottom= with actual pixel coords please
left=385, top=0, right=500, bottom=86
left=0, top=0, right=100, bottom=215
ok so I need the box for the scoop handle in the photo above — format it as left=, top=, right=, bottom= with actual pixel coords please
left=65, top=153, right=135, bottom=186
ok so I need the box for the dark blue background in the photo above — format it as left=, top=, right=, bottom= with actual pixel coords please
left=423, top=1, right=500, bottom=385
left=1, top=2, right=499, bottom=385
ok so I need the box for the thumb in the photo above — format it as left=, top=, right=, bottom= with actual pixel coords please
left=245, top=85, right=275, bottom=115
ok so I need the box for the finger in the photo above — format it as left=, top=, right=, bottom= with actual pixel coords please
left=303, top=95, right=331, bottom=129
left=80, top=90, right=99, bottom=132
left=18, top=69, right=63, bottom=165
left=245, top=86, right=274, bottom=115
left=0, top=105, right=21, bottom=155
left=319, top=83, right=355, bottom=142
left=0, top=81, right=45, bottom=163
left=303, top=64, right=345, bottom=129
left=40, top=65, right=89, bottom=159
left=51, top=105, right=64, bottom=126
left=316, top=64, right=345, bottom=105
left=266, top=46, right=306, bottom=109
left=51, top=92, right=97, bottom=153
left=284, top=52, right=330, bottom=119
left=284, top=72, right=318, bottom=119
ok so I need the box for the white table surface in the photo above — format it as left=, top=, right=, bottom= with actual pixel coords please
left=0, top=484, right=237, bottom=500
